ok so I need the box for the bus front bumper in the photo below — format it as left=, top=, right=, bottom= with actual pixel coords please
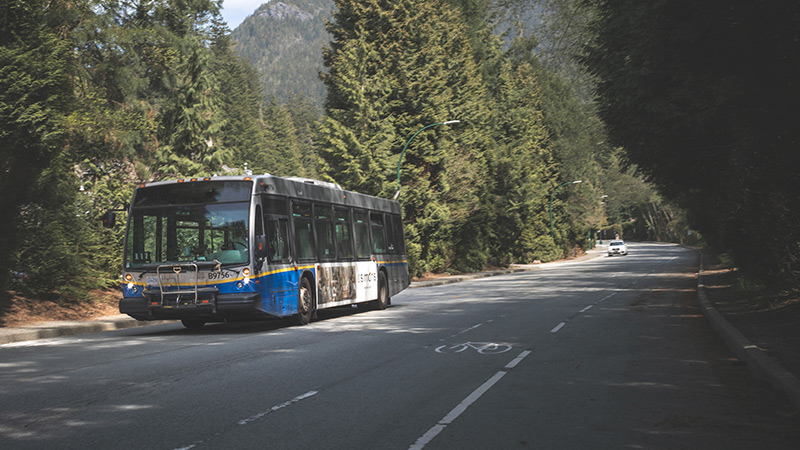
left=120, top=292, right=267, bottom=321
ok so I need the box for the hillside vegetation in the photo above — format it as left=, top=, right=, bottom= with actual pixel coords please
left=2, top=0, right=692, bottom=304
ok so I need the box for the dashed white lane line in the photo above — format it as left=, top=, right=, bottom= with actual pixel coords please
left=505, top=350, right=532, bottom=369
left=238, top=390, right=319, bottom=425
left=408, top=350, right=532, bottom=450
left=172, top=391, right=319, bottom=450
left=452, top=322, right=485, bottom=337
left=599, top=292, right=619, bottom=302
left=444, top=319, right=495, bottom=340
left=552, top=291, right=620, bottom=333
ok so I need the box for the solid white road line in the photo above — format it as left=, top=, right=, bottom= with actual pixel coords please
left=409, top=372, right=507, bottom=450
left=409, top=350, right=532, bottom=450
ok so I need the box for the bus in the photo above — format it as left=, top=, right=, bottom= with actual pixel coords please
left=103, top=175, right=409, bottom=328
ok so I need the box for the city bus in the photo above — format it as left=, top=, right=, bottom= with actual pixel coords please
left=104, top=175, right=409, bottom=328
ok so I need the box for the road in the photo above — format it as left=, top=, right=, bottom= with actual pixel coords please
left=1, top=243, right=798, bottom=449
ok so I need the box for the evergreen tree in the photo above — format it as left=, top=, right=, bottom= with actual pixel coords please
left=320, top=0, right=398, bottom=194
left=15, top=155, right=110, bottom=299
left=214, top=32, right=271, bottom=173
left=489, top=54, right=559, bottom=263
left=153, top=0, right=229, bottom=177
left=443, top=0, right=562, bottom=265
left=285, top=93, right=323, bottom=178
left=259, top=99, right=305, bottom=177
left=585, top=0, right=800, bottom=288
left=2, top=0, right=286, bottom=300
left=71, top=0, right=229, bottom=179
left=500, top=19, right=609, bottom=251
left=321, top=0, right=493, bottom=275
left=0, top=0, right=75, bottom=294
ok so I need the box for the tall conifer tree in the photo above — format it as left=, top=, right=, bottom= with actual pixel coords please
left=0, top=0, right=75, bottom=294
left=214, top=33, right=272, bottom=174
left=153, top=0, right=229, bottom=177
left=321, top=0, right=492, bottom=275
left=490, top=55, right=558, bottom=263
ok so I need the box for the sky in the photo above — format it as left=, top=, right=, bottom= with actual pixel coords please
left=220, top=0, right=269, bottom=30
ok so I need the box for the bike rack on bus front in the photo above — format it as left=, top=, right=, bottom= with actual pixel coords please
left=156, top=263, right=200, bottom=306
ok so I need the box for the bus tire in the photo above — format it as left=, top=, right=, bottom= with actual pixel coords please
left=374, top=271, right=389, bottom=310
left=296, top=276, right=314, bottom=325
left=181, top=318, right=206, bottom=329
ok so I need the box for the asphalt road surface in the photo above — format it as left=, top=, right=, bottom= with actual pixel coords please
left=2, top=243, right=798, bottom=449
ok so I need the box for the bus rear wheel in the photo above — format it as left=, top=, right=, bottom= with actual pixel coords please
left=296, top=276, right=314, bottom=325
left=373, top=271, right=389, bottom=310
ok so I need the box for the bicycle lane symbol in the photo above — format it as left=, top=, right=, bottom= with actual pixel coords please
left=434, top=342, right=513, bottom=355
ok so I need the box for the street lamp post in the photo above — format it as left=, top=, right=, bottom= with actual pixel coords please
left=393, top=120, right=460, bottom=201
left=549, top=180, right=582, bottom=239
left=598, top=195, right=609, bottom=243
left=589, top=195, right=609, bottom=249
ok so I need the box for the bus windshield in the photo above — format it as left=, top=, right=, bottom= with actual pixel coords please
left=125, top=181, right=251, bottom=268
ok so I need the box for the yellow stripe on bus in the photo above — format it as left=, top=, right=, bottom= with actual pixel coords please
left=124, top=262, right=404, bottom=288
left=255, top=265, right=314, bottom=279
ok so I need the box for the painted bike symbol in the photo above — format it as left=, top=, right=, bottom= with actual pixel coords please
left=434, top=341, right=513, bottom=355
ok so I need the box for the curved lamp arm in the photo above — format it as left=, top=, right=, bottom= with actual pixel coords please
left=393, top=120, right=460, bottom=201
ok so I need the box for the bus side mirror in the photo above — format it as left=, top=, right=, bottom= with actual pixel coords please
left=101, top=210, right=116, bottom=228
left=255, top=235, right=268, bottom=260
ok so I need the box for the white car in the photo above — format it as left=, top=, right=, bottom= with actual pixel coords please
left=607, top=240, right=628, bottom=256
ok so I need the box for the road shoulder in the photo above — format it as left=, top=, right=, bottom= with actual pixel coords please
left=697, top=249, right=800, bottom=410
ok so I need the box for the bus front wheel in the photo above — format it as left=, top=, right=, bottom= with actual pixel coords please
left=296, top=276, right=314, bottom=325
left=181, top=318, right=206, bottom=329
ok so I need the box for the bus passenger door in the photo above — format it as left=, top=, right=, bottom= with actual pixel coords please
left=263, top=217, right=295, bottom=315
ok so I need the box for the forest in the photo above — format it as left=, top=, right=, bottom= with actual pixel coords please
left=586, top=0, right=800, bottom=290
left=3, top=0, right=793, bottom=304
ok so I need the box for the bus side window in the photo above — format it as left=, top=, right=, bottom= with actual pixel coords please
left=263, top=196, right=290, bottom=263
left=370, top=212, right=386, bottom=254
left=391, top=214, right=406, bottom=254
left=293, top=202, right=315, bottom=261
left=315, top=204, right=335, bottom=261
left=335, top=207, right=353, bottom=260
left=353, top=210, right=371, bottom=259
left=265, top=219, right=289, bottom=263
left=384, top=214, right=396, bottom=253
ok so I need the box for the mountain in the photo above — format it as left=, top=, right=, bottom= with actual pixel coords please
left=230, top=0, right=334, bottom=106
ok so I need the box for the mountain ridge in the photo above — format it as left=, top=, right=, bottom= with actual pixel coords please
left=230, top=0, right=334, bottom=106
